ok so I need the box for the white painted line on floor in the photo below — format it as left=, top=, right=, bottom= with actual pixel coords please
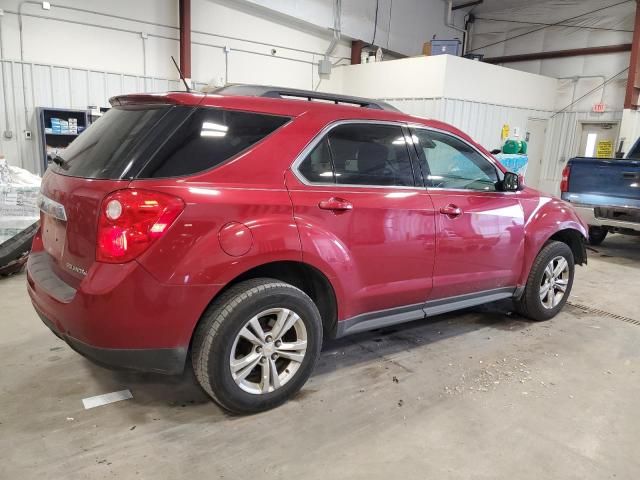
left=82, top=389, right=133, bottom=410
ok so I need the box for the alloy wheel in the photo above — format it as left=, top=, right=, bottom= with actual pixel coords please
left=229, top=308, right=308, bottom=394
left=539, top=255, right=570, bottom=309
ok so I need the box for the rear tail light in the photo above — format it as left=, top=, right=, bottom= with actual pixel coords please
left=560, top=165, right=571, bottom=193
left=97, top=189, right=184, bottom=263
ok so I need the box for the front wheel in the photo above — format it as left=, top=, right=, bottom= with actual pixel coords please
left=588, top=226, right=607, bottom=246
left=514, top=241, right=575, bottom=321
left=191, top=278, right=322, bottom=414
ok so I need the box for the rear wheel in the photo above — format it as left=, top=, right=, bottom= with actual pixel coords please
left=191, top=278, right=322, bottom=414
left=514, top=241, right=575, bottom=321
left=588, top=226, right=607, bottom=246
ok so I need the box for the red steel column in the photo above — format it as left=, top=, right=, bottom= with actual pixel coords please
left=351, top=40, right=365, bottom=65
left=179, top=0, right=192, bottom=81
left=624, top=0, right=640, bottom=109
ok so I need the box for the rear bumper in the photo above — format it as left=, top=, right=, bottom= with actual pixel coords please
left=35, top=306, right=186, bottom=374
left=27, top=249, right=220, bottom=375
left=571, top=204, right=640, bottom=232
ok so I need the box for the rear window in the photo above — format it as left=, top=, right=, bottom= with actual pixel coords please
left=628, top=138, right=640, bottom=159
left=51, top=105, right=289, bottom=179
left=51, top=105, right=171, bottom=179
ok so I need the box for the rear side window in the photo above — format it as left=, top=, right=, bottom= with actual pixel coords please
left=140, top=108, right=290, bottom=178
left=628, top=138, right=640, bottom=159
left=297, top=123, right=415, bottom=187
left=50, top=105, right=289, bottom=179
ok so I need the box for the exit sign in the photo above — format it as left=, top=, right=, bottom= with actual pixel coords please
left=592, top=102, right=606, bottom=113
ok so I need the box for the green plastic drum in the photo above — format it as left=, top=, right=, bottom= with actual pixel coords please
left=519, top=140, right=527, bottom=154
left=503, top=139, right=520, bottom=154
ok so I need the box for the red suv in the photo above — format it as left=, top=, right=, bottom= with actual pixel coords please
left=28, top=85, right=587, bottom=413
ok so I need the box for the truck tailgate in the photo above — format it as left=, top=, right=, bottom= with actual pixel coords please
left=565, top=157, right=640, bottom=208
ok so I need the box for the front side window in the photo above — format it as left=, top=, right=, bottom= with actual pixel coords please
left=297, top=123, right=415, bottom=187
left=413, top=129, right=499, bottom=191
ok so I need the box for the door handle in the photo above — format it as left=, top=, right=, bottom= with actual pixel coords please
left=439, top=204, right=463, bottom=218
left=318, top=197, right=353, bottom=212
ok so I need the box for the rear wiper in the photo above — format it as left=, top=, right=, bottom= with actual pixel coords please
left=51, top=154, right=66, bottom=166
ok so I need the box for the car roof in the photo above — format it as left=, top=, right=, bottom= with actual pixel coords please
left=205, top=84, right=400, bottom=112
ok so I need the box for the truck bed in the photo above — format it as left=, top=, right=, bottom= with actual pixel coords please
left=561, top=156, right=640, bottom=236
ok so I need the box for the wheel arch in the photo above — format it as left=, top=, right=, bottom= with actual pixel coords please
left=189, top=261, right=339, bottom=350
left=519, top=223, right=587, bottom=288
left=547, top=228, right=587, bottom=265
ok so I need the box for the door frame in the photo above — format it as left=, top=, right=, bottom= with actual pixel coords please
left=524, top=117, right=548, bottom=189
left=576, top=121, right=620, bottom=158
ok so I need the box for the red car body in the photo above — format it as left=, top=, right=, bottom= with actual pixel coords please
left=27, top=89, right=587, bottom=374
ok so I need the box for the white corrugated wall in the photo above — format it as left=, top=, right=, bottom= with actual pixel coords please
left=0, top=59, right=204, bottom=174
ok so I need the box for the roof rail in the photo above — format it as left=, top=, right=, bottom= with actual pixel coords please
left=205, top=84, right=400, bottom=112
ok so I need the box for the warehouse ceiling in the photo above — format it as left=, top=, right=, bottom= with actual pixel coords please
left=458, top=0, right=546, bottom=14
left=457, top=0, right=633, bottom=15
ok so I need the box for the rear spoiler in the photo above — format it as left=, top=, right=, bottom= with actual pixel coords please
left=109, top=92, right=203, bottom=107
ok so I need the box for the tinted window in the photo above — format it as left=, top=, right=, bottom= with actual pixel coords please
left=327, top=124, right=414, bottom=186
left=141, top=108, right=289, bottom=178
left=413, top=130, right=499, bottom=191
left=628, top=138, right=640, bottom=159
left=50, top=105, right=172, bottom=179
left=298, top=138, right=334, bottom=183
left=51, top=106, right=289, bottom=179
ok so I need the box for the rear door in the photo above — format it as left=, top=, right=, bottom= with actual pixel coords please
left=410, top=127, right=525, bottom=300
left=286, top=121, right=436, bottom=320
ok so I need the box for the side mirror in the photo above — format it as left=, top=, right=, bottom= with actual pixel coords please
left=490, top=148, right=502, bottom=155
left=501, top=171, right=520, bottom=191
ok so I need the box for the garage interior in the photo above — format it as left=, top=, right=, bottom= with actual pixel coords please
left=1, top=0, right=640, bottom=478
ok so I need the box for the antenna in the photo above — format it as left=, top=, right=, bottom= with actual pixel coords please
left=171, top=56, right=191, bottom=92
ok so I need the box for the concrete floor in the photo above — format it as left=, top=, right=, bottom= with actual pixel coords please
left=1, top=235, right=640, bottom=479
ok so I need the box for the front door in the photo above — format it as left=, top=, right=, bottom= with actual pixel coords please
left=286, top=122, right=436, bottom=321
left=524, top=118, right=547, bottom=189
left=411, top=128, right=525, bottom=300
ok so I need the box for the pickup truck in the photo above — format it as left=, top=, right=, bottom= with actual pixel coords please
left=561, top=138, right=640, bottom=245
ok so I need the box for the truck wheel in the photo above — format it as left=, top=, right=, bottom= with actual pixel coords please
left=588, top=226, right=607, bottom=246
left=191, top=278, right=322, bottom=414
left=514, top=241, right=575, bottom=321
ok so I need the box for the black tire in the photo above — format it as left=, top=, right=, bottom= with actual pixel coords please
left=588, top=226, right=607, bottom=246
left=514, top=241, right=575, bottom=321
left=191, top=278, right=322, bottom=414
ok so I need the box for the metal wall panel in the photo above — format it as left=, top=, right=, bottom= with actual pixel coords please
left=0, top=59, right=200, bottom=173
